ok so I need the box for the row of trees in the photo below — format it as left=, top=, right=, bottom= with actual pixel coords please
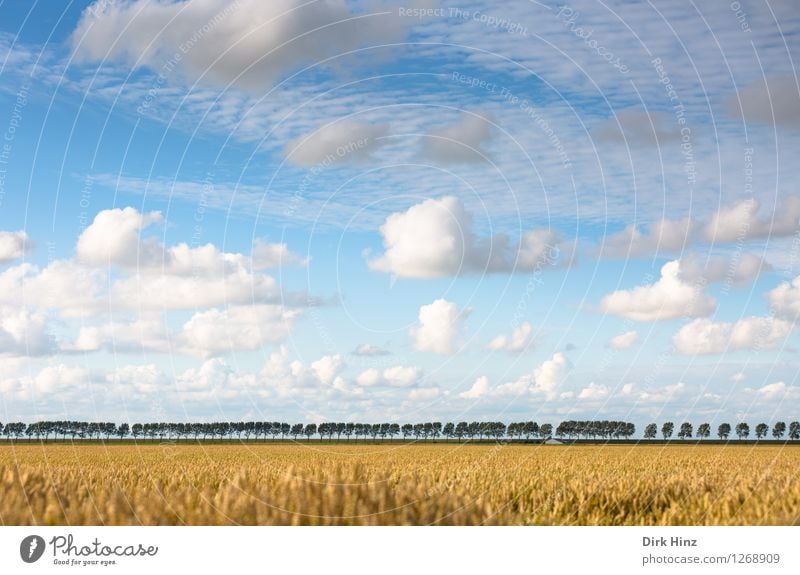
left=643, top=421, right=800, bottom=440
left=555, top=420, right=636, bottom=439
left=2, top=419, right=799, bottom=442
left=0, top=420, right=560, bottom=442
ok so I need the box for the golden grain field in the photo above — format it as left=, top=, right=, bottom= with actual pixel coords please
left=1, top=443, right=798, bottom=525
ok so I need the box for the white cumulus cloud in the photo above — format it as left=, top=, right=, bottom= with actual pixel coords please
left=76, top=207, right=163, bottom=267
left=71, top=0, right=412, bottom=92
left=607, top=330, right=638, bottom=350
left=751, top=381, right=800, bottom=400
left=409, top=298, right=468, bottom=355
left=78, top=207, right=304, bottom=276
left=600, top=260, right=716, bottom=321
left=578, top=382, right=610, bottom=400
left=704, top=197, right=800, bottom=243
left=493, top=352, right=571, bottom=400
left=599, top=197, right=800, bottom=258
left=310, top=354, right=344, bottom=386
left=180, top=305, right=301, bottom=356
left=486, top=321, right=535, bottom=353
left=251, top=239, right=307, bottom=269
left=71, top=305, right=300, bottom=357
left=352, top=343, right=390, bottom=356
left=459, top=375, right=490, bottom=399
left=672, top=316, right=794, bottom=355
left=599, top=217, right=696, bottom=258
left=110, top=270, right=282, bottom=310
left=0, top=306, right=55, bottom=357
left=0, top=260, right=104, bottom=318
left=355, top=365, right=421, bottom=387
left=369, top=196, right=569, bottom=278
left=285, top=121, right=388, bottom=166
left=767, top=275, right=800, bottom=321
left=421, top=111, right=494, bottom=164
left=0, top=231, right=32, bottom=264
left=676, top=253, right=769, bottom=285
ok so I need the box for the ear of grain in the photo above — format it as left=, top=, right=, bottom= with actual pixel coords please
left=0, top=444, right=797, bottom=525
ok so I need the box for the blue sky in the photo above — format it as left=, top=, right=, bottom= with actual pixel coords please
left=1, top=0, right=800, bottom=428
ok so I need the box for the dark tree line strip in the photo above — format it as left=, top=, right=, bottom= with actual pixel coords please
left=555, top=420, right=635, bottom=439
left=642, top=421, right=800, bottom=440
left=1, top=421, right=534, bottom=442
left=1, top=419, right=798, bottom=441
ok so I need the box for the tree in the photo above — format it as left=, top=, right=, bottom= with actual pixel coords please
left=117, top=423, right=130, bottom=440
left=268, top=422, right=280, bottom=441
left=644, top=423, right=657, bottom=439
left=523, top=421, right=539, bottom=440
left=697, top=423, right=710, bottom=439
left=735, top=422, right=750, bottom=439
left=370, top=424, right=381, bottom=441
left=661, top=421, right=674, bottom=440
left=26, top=423, right=42, bottom=441
left=717, top=423, right=731, bottom=439
left=36, top=422, right=54, bottom=442
left=443, top=422, right=454, bottom=440
left=755, top=423, right=769, bottom=440
left=539, top=423, right=553, bottom=439
left=303, top=423, right=317, bottom=441
left=789, top=421, right=800, bottom=440
left=215, top=422, right=230, bottom=441
left=772, top=421, right=786, bottom=440
left=625, top=422, right=636, bottom=439
left=487, top=422, right=505, bottom=441
left=290, top=423, right=303, bottom=440
left=678, top=422, right=692, bottom=439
